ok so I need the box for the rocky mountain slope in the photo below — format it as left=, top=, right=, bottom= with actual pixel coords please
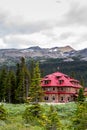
left=0, top=46, right=87, bottom=66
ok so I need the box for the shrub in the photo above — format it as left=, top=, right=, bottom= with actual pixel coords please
left=44, top=105, right=61, bottom=130
left=72, top=102, right=87, bottom=130
left=0, top=104, right=8, bottom=120
left=23, top=103, right=43, bottom=125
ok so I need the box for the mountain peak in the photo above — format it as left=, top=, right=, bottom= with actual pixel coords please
left=58, top=45, right=75, bottom=52
left=28, top=46, right=42, bottom=50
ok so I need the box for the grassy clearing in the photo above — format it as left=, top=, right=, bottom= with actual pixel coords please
left=0, top=102, right=77, bottom=130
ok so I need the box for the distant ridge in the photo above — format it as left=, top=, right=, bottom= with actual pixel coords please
left=27, top=45, right=75, bottom=52
left=28, top=46, right=42, bottom=50
left=0, top=45, right=87, bottom=65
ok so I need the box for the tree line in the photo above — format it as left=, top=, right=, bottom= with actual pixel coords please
left=0, top=57, right=43, bottom=103
left=40, top=59, right=87, bottom=87
left=0, top=56, right=86, bottom=104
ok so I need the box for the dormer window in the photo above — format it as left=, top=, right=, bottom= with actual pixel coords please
left=59, top=80, right=64, bottom=84
left=45, top=76, right=48, bottom=78
left=44, top=80, right=50, bottom=85
left=65, top=75, right=69, bottom=79
left=56, top=76, right=61, bottom=79
left=70, top=81, right=78, bottom=85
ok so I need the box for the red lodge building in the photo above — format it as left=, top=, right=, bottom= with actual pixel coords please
left=41, top=71, right=82, bottom=103
left=84, top=88, right=87, bottom=97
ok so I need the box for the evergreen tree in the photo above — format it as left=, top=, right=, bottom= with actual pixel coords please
left=10, top=70, right=16, bottom=103
left=16, top=57, right=30, bottom=103
left=23, top=103, right=43, bottom=125
left=0, top=67, right=7, bottom=102
left=5, top=70, right=16, bottom=103
left=29, top=62, right=43, bottom=103
left=5, top=71, right=12, bottom=103
left=29, top=60, right=35, bottom=79
left=80, top=77, right=85, bottom=89
left=70, top=71, right=76, bottom=78
left=0, top=104, right=8, bottom=120
left=45, top=105, right=61, bottom=130
left=72, top=102, right=87, bottom=130
left=16, top=63, right=20, bottom=89
left=77, top=88, right=85, bottom=103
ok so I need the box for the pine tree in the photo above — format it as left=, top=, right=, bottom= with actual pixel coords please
left=45, top=105, right=61, bottom=130
left=0, top=104, right=8, bottom=120
left=16, top=57, right=30, bottom=103
left=23, top=103, right=43, bottom=124
left=80, top=77, right=85, bottom=89
left=70, top=71, right=76, bottom=78
left=5, top=71, right=12, bottom=103
left=77, top=88, right=85, bottom=103
left=29, top=60, right=35, bottom=79
left=29, top=62, right=43, bottom=103
left=0, top=67, right=7, bottom=102
left=5, top=70, right=16, bottom=103
left=72, top=102, right=87, bottom=130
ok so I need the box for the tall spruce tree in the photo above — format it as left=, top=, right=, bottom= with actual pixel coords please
left=0, top=67, right=7, bottom=102
left=29, top=62, right=43, bottom=103
left=72, top=102, right=87, bottom=130
left=45, top=105, right=61, bottom=130
left=80, top=77, right=85, bottom=89
left=70, top=71, right=76, bottom=78
left=5, top=70, right=16, bottom=103
left=5, top=71, right=12, bottom=103
left=29, top=60, right=35, bottom=80
left=16, top=57, right=30, bottom=103
left=77, top=88, right=85, bottom=103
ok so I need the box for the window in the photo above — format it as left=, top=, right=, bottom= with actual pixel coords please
left=47, top=88, right=50, bottom=91
left=45, top=76, right=48, bottom=78
left=56, top=76, right=61, bottom=79
left=61, top=97, right=63, bottom=101
left=53, top=87, right=55, bottom=90
left=44, top=80, right=50, bottom=85
left=44, top=96, right=49, bottom=100
left=68, top=97, right=70, bottom=101
left=52, top=96, right=55, bottom=100
left=61, top=87, right=63, bottom=91
left=65, top=76, right=68, bottom=79
left=75, top=89, right=78, bottom=93
left=43, top=88, right=45, bottom=91
left=59, top=80, right=64, bottom=84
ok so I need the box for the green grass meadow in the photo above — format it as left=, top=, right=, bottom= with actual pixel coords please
left=0, top=103, right=77, bottom=130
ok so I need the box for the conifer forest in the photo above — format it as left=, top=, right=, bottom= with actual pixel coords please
left=0, top=57, right=87, bottom=130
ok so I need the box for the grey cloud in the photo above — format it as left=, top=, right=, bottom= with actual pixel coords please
left=3, top=36, right=37, bottom=49
left=16, top=21, right=52, bottom=34
left=41, top=30, right=55, bottom=37
left=55, top=1, right=87, bottom=27
left=0, top=10, right=8, bottom=23
left=70, top=33, right=87, bottom=49
left=0, top=9, right=53, bottom=37
left=65, top=1, right=87, bottom=26
left=74, top=33, right=87, bottom=44
left=80, top=34, right=87, bottom=42
left=59, top=32, right=75, bottom=40
left=1, top=1, right=87, bottom=38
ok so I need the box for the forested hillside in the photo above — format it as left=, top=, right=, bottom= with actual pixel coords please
left=39, top=59, right=87, bottom=87
left=0, top=58, right=87, bottom=87
left=0, top=57, right=43, bottom=103
left=0, top=57, right=87, bottom=104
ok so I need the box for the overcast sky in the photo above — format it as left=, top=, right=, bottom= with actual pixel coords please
left=0, top=0, right=87, bottom=50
